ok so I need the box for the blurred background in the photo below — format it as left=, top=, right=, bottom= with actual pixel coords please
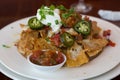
left=0, top=0, right=120, bottom=29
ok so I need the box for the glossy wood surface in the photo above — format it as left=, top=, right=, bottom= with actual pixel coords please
left=0, top=0, right=120, bottom=80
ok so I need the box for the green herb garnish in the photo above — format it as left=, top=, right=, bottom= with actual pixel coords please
left=45, top=37, right=50, bottom=42
left=47, top=23, right=51, bottom=26
left=48, top=11, right=54, bottom=16
left=39, top=11, right=46, bottom=20
left=40, top=5, right=45, bottom=9
left=62, top=13, right=70, bottom=19
left=69, top=7, right=74, bottom=14
left=2, top=44, right=10, bottom=48
left=39, top=6, right=55, bottom=20
left=57, top=5, right=66, bottom=11
left=61, top=8, right=74, bottom=19
left=50, top=5, right=55, bottom=10
left=55, top=20, right=59, bottom=25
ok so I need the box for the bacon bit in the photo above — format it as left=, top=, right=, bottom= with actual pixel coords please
left=84, top=16, right=90, bottom=21
left=93, top=34, right=102, bottom=39
left=61, top=28, right=66, bottom=33
left=51, top=33, right=61, bottom=47
left=107, top=39, right=116, bottom=47
left=76, top=34, right=83, bottom=41
left=60, top=27, right=70, bottom=33
left=103, top=29, right=111, bottom=37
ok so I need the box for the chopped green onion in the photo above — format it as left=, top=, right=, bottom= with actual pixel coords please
left=40, top=5, right=45, bottom=9
left=2, top=44, right=10, bottom=48
left=62, top=13, right=70, bottom=19
left=61, top=8, right=74, bottom=19
left=55, top=20, right=59, bottom=25
left=50, top=5, right=55, bottom=10
left=39, top=6, right=55, bottom=20
left=47, top=23, right=51, bottom=26
left=48, top=11, right=54, bottom=16
left=45, top=37, right=50, bottom=42
left=57, top=5, right=66, bottom=11
left=69, top=8, right=74, bottom=14
left=40, top=13, right=46, bottom=20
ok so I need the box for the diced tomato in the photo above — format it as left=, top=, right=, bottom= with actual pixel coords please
left=108, top=39, right=116, bottom=47
left=51, top=33, right=61, bottom=46
left=103, top=29, right=116, bottom=47
left=30, top=50, right=43, bottom=65
left=103, top=29, right=111, bottom=37
left=31, top=50, right=42, bottom=59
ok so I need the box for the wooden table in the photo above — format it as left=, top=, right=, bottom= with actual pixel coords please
left=0, top=0, right=120, bottom=80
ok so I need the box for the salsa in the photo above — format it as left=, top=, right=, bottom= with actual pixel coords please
left=30, top=50, right=64, bottom=66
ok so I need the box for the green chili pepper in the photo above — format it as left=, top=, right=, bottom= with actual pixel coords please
left=60, top=32, right=74, bottom=47
left=57, top=5, right=67, bottom=11
left=74, top=20, right=91, bottom=36
left=28, top=17, right=44, bottom=30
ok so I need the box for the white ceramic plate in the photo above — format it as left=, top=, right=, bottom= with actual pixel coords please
left=0, top=16, right=120, bottom=80
left=0, top=63, right=120, bottom=80
left=0, top=62, right=32, bottom=80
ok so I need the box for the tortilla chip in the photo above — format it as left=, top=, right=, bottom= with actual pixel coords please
left=66, top=49, right=89, bottom=67
left=86, top=49, right=102, bottom=57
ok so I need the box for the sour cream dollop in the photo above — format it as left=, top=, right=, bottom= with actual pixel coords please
left=36, top=7, right=62, bottom=33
